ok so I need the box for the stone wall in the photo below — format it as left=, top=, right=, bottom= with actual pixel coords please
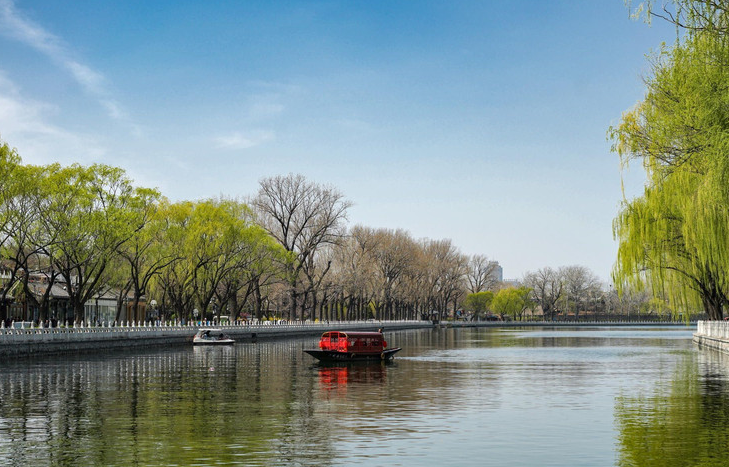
left=693, top=320, right=729, bottom=354
left=0, top=321, right=430, bottom=357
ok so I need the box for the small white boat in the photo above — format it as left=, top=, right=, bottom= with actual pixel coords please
left=193, top=328, right=235, bottom=345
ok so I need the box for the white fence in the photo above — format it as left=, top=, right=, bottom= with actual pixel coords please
left=696, top=320, right=729, bottom=339
left=693, top=320, right=729, bottom=354
left=0, top=319, right=698, bottom=357
left=0, top=319, right=430, bottom=343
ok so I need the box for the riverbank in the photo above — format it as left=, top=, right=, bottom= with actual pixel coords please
left=0, top=320, right=696, bottom=358
left=0, top=320, right=430, bottom=357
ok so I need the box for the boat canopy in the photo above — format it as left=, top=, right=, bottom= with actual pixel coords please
left=320, top=331, right=382, bottom=339
left=319, top=331, right=386, bottom=352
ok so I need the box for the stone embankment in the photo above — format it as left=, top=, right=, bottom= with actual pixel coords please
left=693, top=320, right=729, bottom=353
left=0, top=320, right=431, bottom=357
left=0, top=319, right=696, bottom=358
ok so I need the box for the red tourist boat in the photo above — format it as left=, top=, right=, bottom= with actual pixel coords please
left=304, top=330, right=401, bottom=362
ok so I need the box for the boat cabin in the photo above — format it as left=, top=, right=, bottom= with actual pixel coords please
left=318, top=331, right=387, bottom=353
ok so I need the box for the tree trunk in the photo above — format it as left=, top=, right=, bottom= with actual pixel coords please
left=702, top=294, right=724, bottom=320
left=252, top=282, right=262, bottom=321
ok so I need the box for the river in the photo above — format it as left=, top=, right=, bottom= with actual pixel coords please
left=1, top=325, right=726, bottom=466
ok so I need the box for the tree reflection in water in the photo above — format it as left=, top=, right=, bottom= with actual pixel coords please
left=616, top=349, right=729, bottom=467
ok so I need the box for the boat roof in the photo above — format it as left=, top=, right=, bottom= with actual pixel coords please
left=321, top=331, right=383, bottom=338
left=198, top=328, right=223, bottom=332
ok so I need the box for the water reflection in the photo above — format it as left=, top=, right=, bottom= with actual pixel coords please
left=0, top=327, right=710, bottom=466
left=316, top=363, right=387, bottom=394
left=0, top=341, right=329, bottom=467
left=616, top=347, right=729, bottom=467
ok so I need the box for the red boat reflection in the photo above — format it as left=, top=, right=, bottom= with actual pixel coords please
left=317, top=363, right=387, bottom=392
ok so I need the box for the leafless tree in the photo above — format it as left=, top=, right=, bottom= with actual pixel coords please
left=523, top=267, right=564, bottom=321
left=420, top=238, right=468, bottom=321
left=252, top=174, right=352, bottom=320
left=370, top=228, right=416, bottom=320
left=560, top=265, right=602, bottom=318
left=466, top=254, right=500, bottom=293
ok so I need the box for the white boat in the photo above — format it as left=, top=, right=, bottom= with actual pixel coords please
left=193, top=328, right=235, bottom=345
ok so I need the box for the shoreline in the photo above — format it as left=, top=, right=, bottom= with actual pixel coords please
left=0, top=320, right=696, bottom=358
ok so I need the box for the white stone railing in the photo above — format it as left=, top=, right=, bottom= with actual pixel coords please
left=693, top=320, right=729, bottom=354
left=695, top=320, right=729, bottom=339
left=0, top=318, right=696, bottom=345
left=0, top=319, right=428, bottom=340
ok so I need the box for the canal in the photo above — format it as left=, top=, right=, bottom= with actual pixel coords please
left=0, top=325, right=725, bottom=466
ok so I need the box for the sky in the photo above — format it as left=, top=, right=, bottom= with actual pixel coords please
left=0, top=0, right=678, bottom=282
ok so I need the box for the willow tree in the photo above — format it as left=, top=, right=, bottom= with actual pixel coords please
left=34, top=164, right=151, bottom=324
left=115, top=189, right=169, bottom=322
left=612, top=3, right=729, bottom=320
left=4, top=163, right=58, bottom=323
left=0, top=140, right=22, bottom=320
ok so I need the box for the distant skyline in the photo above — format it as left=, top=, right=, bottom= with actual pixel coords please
left=0, top=1, right=677, bottom=282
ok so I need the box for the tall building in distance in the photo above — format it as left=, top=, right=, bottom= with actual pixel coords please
left=489, top=261, right=503, bottom=283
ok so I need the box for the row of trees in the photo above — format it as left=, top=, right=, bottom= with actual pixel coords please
left=611, top=0, right=729, bottom=320
left=462, top=265, right=660, bottom=322
left=0, top=142, right=288, bottom=324
left=0, top=145, right=503, bottom=324
left=1, top=139, right=677, bottom=325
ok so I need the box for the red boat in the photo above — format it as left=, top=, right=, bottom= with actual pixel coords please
left=304, top=331, right=401, bottom=362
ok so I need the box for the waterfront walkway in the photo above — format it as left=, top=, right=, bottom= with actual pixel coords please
left=0, top=319, right=696, bottom=358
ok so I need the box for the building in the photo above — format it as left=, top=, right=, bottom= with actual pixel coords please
left=3, top=271, right=146, bottom=325
left=489, top=261, right=504, bottom=283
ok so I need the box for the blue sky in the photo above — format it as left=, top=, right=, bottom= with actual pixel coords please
left=0, top=1, right=677, bottom=282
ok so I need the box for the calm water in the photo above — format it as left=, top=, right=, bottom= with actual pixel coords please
left=2, top=326, right=727, bottom=466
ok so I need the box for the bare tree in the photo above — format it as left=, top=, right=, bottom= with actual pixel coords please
left=253, top=174, right=351, bottom=320
left=370, top=228, right=416, bottom=320
left=466, top=254, right=500, bottom=293
left=523, top=267, right=564, bottom=321
left=330, top=225, right=379, bottom=320
left=420, top=238, right=468, bottom=321
left=560, top=265, right=602, bottom=318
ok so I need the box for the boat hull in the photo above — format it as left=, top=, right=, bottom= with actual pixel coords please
left=304, top=348, right=401, bottom=362
left=193, top=338, right=235, bottom=345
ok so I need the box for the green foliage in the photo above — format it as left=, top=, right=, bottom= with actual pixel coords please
left=462, top=291, right=494, bottom=318
left=491, top=287, right=533, bottom=321
left=150, top=198, right=287, bottom=320
left=615, top=353, right=729, bottom=467
left=611, top=5, right=729, bottom=320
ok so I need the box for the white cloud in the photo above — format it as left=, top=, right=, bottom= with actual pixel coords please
left=214, top=129, right=274, bottom=150
left=0, top=0, right=133, bottom=126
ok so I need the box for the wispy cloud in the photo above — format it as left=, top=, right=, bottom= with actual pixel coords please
left=0, top=71, right=106, bottom=164
left=0, top=0, right=134, bottom=127
left=214, top=129, right=275, bottom=150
